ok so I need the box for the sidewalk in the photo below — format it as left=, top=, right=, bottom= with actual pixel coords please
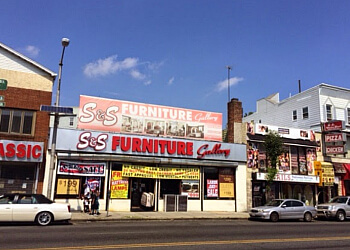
left=71, top=210, right=249, bottom=221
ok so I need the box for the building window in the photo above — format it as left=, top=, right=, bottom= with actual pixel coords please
left=293, top=110, right=297, bottom=121
left=347, top=108, right=350, bottom=125
left=326, top=104, right=333, bottom=121
left=69, top=117, right=74, bottom=127
left=302, top=107, right=309, bottom=119
left=0, top=108, right=35, bottom=135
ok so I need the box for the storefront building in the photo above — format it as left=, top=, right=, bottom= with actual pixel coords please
left=247, top=123, right=320, bottom=207
left=0, top=42, right=56, bottom=194
left=43, top=96, right=247, bottom=212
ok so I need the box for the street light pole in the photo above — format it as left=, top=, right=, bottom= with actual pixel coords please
left=226, top=66, right=232, bottom=102
left=47, top=38, right=70, bottom=200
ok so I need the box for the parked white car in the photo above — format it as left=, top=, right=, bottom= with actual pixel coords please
left=0, top=193, right=71, bottom=226
left=249, top=199, right=317, bottom=222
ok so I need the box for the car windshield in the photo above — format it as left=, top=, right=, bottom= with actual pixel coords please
left=265, top=200, right=284, bottom=207
left=329, top=197, right=348, bottom=204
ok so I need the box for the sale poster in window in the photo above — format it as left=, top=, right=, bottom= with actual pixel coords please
left=110, top=171, right=129, bottom=199
left=206, top=179, right=218, bottom=198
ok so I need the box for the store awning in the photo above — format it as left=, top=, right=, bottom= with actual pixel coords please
left=247, top=134, right=318, bottom=147
left=343, top=164, right=350, bottom=180
left=333, top=163, right=346, bottom=174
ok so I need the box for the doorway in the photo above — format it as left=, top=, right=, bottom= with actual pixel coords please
left=131, top=178, right=155, bottom=211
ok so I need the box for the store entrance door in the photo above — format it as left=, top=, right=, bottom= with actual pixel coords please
left=131, top=178, right=155, bottom=212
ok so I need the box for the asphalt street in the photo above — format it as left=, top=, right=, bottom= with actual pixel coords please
left=2, top=219, right=350, bottom=250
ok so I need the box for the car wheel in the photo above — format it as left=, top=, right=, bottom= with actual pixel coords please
left=303, top=212, right=312, bottom=222
left=336, top=211, right=345, bottom=222
left=270, top=212, right=279, bottom=222
left=36, top=211, right=53, bottom=226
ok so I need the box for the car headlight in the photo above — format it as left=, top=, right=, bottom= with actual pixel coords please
left=328, top=205, right=335, bottom=210
left=258, top=209, right=264, bottom=212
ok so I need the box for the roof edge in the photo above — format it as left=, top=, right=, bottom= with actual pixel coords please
left=0, top=42, right=57, bottom=79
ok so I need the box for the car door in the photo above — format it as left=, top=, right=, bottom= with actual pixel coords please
left=0, top=195, right=14, bottom=222
left=292, top=200, right=305, bottom=219
left=12, top=194, right=39, bottom=222
left=280, top=201, right=293, bottom=219
left=346, top=198, right=350, bottom=218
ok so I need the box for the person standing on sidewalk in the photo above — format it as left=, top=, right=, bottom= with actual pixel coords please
left=90, top=188, right=100, bottom=215
left=83, top=183, right=91, bottom=213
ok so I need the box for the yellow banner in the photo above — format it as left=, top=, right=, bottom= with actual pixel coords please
left=56, top=178, right=80, bottom=195
left=122, top=165, right=200, bottom=180
left=110, top=171, right=129, bottom=199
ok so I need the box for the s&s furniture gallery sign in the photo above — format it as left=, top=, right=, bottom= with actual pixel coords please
left=77, top=95, right=223, bottom=141
left=54, top=128, right=246, bottom=162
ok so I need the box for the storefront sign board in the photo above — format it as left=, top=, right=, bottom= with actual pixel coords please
left=256, top=172, right=319, bottom=183
left=325, top=145, right=345, bottom=155
left=323, top=120, right=344, bottom=131
left=0, top=140, right=43, bottom=162
left=122, top=165, right=200, bottom=180
left=248, top=123, right=316, bottom=141
left=325, top=133, right=345, bottom=142
left=54, top=128, right=247, bottom=162
left=77, top=95, right=223, bottom=141
left=58, top=161, right=106, bottom=176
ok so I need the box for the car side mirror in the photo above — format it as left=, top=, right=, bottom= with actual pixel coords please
left=281, top=204, right=287, bottom=208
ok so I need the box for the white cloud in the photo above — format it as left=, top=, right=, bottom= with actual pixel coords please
left=215, top=77, right=244, bottom=92
left=147, top=61, right=165, bottom=71
left=25, top=45, right=40, bottom=57
left=130, top=69, right=146, bottom=80
left=167, top=77, right=175, bottom=85
left=84, top=55, right=165, bottom=87
left=84, top=55, right=138, bottom=77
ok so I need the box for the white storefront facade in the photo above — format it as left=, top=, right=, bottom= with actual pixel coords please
left=43, top=95, right=247, bottom=213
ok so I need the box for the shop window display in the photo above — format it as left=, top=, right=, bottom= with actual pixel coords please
left=0, top=163, right=36, bottom=194
left=204, top=167, right=235, bottom=199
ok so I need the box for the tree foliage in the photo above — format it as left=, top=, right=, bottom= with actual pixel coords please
left=263, top=131, right=284, bottom=185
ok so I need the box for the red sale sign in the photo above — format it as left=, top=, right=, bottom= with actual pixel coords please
left=207, top=179, right=218, bottom=198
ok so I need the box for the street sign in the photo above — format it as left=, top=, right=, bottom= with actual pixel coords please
left=40, top=105, right=73, bottom=114
left=0, top=102, right=5, bottom=107
left=0, top=79, right=7, bottom=90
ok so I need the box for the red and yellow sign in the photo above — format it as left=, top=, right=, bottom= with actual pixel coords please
left=122, top=165, right=200, bottom=180
left=110, top=171, right=129, bottom=199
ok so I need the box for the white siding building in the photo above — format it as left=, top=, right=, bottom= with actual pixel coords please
left=243, top=83, right=350, bottom=201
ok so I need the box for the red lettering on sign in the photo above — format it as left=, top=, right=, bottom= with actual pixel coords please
left=0, top=142, right=42, bottom=160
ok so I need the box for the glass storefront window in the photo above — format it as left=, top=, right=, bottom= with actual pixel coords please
left=204, top=167, right=235, bottom=200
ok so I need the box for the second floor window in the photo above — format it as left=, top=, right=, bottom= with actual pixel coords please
left=326, top=104, right=333, bottom=121
left=302, top=107, right=309, bottom=119
left=293, top=110, right=297, bottom=121
left=347, top=108, right=350, bottom=125
left=0, top=108, right=35, bottom=135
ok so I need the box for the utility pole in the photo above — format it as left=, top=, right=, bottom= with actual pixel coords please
left=226, top=66, right=232, bottom=102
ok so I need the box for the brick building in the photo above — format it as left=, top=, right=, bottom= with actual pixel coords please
left=0, top=42, right=56, bottom=194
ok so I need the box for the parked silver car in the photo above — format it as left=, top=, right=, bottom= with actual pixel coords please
left=249, top=199, right=317, bottom=222
left=316, top=196, right=350, bottom=221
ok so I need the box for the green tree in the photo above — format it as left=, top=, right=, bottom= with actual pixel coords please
left=263, top=131, right=284, bottom=187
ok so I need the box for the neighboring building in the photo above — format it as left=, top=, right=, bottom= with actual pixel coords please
left=43, top=96, right=247, bottom=213
left=243, top=83, right=350, bottom=203
left=0, top=42, right=56, bottom=194
left=246, top=123, right=319, bottom=207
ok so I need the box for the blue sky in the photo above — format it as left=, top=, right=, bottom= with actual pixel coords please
left=2, top=1, right=350, bottom=126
